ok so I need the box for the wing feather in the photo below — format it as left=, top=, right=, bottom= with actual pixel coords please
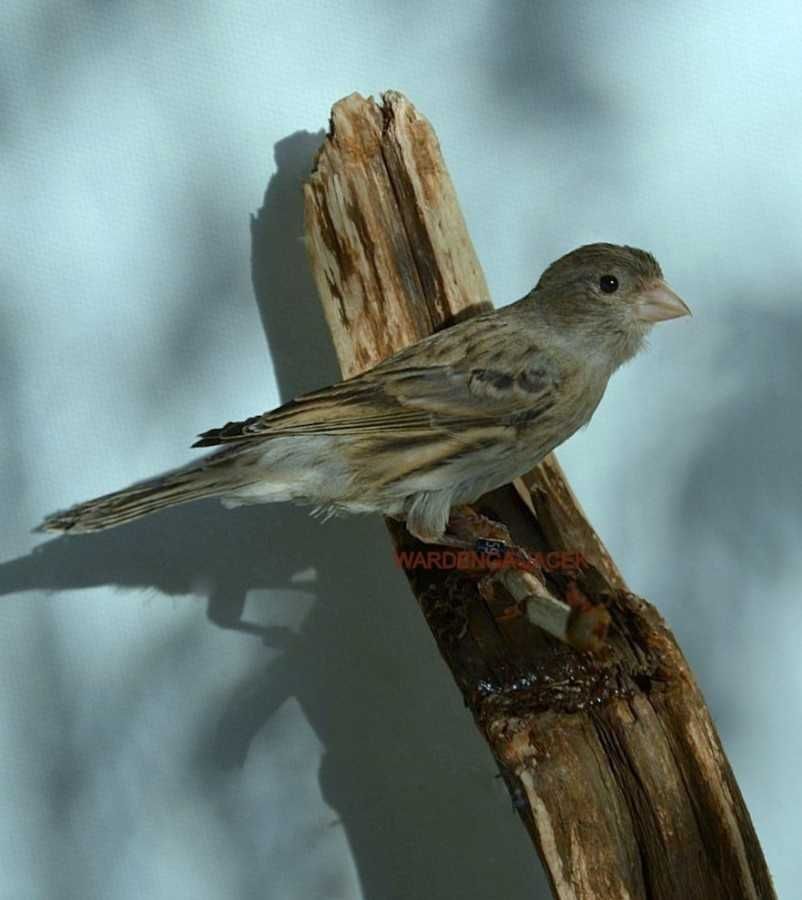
left=193, top=308, right=560, bottom=447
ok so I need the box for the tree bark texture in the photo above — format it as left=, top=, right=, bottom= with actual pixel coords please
left=302, top=90, right=775, bottom=900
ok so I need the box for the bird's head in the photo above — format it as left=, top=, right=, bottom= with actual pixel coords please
left=533, top=242, right=691, bottom=365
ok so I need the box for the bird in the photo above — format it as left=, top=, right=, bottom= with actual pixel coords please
left=37, top=243, right=690, bottom=543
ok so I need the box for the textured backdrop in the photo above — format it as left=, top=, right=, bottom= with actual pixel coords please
left=1, top=2, right=800, bottom=898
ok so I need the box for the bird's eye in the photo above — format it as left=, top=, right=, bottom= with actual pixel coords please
left=599, top=274, right=619, bottom=294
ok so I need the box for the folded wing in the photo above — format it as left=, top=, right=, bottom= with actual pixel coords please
left=193, top=312, right=559, bottom=447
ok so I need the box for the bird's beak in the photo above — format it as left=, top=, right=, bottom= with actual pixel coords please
left=634, top=280, right=692, bottom=323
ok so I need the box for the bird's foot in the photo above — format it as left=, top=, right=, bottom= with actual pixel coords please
left=404, top=507, right=540, bottom=576
left=447, top=506, right=512, bottom=545
left=441, top=508, right=541, bottom=574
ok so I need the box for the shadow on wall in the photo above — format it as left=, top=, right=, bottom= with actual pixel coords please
left=1, top=132, right=550, bottom=900
left=667, top=306, right=802, bottom=727
left=479, top=0, right=609, bottom=128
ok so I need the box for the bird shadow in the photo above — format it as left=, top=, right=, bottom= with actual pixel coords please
left=1, top=131, right=548, bottom=899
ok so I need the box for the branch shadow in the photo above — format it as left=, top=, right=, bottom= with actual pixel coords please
left=1, top=131, right=549, bottom=899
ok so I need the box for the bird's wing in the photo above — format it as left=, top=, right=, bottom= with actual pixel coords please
left=193, top=311, right=559, bottom=446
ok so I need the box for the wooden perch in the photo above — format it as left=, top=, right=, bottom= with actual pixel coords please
left=302, top=91, right=774, bottom=900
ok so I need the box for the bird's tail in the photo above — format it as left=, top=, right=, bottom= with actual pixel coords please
left=36, top=460, right=236, bottom=534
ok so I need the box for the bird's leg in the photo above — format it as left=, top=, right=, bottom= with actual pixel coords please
left=407, top=506, right=540, bottom=572
left=405, top=509, right=513, bottom=555
left=447, top=506, right=542, bottom=573
left=448, top=507, right=551, bottom=623
left=421, top=532, right=483, bottom=551
left=447, top=505, right=512, bottom=545
left=400, top=505, right=501, bottom=551
left=443, top=505, right=515, bottom=560
left=402, top=510, right=608, bottom=649
left=403, top=506, right=538, bottom=574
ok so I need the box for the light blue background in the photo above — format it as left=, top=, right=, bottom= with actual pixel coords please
left=2, top=2, right=800, bottom=898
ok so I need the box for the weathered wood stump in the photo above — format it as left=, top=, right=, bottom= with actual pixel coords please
left=302, top=90, right=774, bottom=900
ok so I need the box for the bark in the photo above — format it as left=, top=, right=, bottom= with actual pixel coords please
left=302, top=90, right=775, bottom=900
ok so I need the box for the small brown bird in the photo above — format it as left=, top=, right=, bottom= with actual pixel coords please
left=38, top=243, right=690, bottom=542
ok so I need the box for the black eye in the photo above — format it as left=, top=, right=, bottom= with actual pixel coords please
left=599, top=274, right=619, bottom=294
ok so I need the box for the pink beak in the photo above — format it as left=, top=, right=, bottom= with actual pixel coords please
left=635, top=280, right=692, bottom=323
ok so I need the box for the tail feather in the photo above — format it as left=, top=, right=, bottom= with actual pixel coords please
left=36, top=465, right=231, bottom=534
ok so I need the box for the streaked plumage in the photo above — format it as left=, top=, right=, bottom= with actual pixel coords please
left=37, top=243, right=690, bottom=541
